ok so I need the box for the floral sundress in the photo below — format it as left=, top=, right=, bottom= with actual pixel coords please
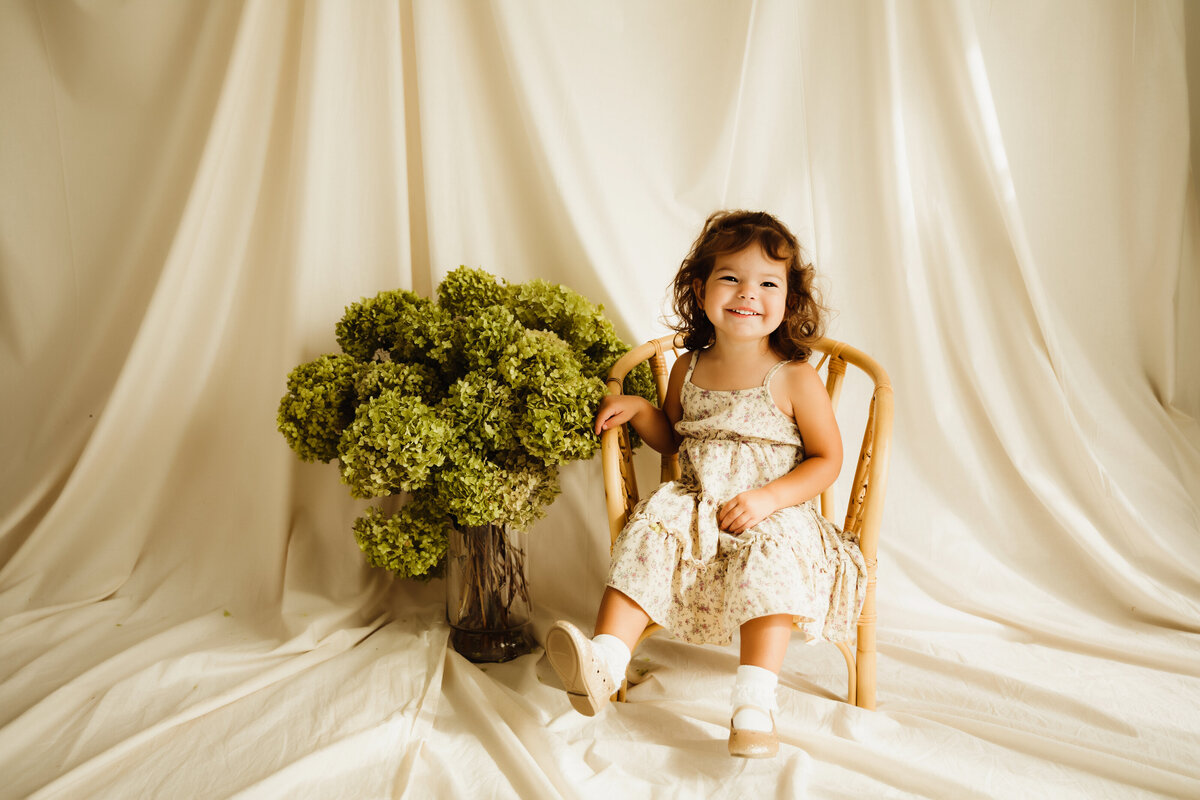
left=606, top=354, right=868, bottom=646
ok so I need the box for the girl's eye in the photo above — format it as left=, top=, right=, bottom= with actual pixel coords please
left=719, top=276, right=737, bottom=282
left=761, top=281, right=778, bottom=288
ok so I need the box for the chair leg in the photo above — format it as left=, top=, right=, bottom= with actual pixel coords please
left=856, top=635, right=876, bottom=710
left=834, top=641, right=857, bottom=706
left=856, top=568, right=877, bottom=710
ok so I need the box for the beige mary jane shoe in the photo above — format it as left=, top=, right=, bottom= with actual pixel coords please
left=728, top=705, right=779, bottom=758
left=545, top=620, right=617, bottom=716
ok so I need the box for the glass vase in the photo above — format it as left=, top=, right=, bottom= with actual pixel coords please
left=445, top=521, right=533, bottom=662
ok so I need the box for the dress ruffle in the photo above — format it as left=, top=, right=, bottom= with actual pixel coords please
left=609, top=494, right=866, bottom=646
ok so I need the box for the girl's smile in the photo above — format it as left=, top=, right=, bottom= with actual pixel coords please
left=695, top=245, right=789, bottom=342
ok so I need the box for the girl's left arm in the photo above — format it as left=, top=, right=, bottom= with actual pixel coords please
left=716, top=362, right=843, bottom=534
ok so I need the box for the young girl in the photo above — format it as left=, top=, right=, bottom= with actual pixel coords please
left=546, top=210, right=868, bottom=759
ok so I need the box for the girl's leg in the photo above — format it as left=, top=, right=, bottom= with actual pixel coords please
left=729, top=614, right=792, bottom=756
left=547, top=588, right=649, bottom=715
left=738, top=614, right=793, bottom=672
left=594, top=586, right=652, bottom=653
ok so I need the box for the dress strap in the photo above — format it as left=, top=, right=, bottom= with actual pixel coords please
left=762, top=360, right=789, bottom=387
left=684, top=350, right=700, bottom=381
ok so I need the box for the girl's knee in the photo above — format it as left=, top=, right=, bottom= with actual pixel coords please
left=740, top=613, right=794, bottom=632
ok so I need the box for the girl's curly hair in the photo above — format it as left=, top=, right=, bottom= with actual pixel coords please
left=670, top=210, right=827, bottom=361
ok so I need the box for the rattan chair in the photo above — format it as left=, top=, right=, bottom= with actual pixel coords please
left=600, top=334, right=893, bottom=710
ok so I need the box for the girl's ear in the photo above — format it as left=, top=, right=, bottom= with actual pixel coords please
left=693, top=278, right=704, bottom=302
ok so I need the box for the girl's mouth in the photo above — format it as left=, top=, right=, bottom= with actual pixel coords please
left=727, top=308, right=760, bottom=317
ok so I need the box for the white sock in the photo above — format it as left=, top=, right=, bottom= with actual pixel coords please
left=591, top=634, right=631, bottom=686
left=731, top=665, right=778, bottom=732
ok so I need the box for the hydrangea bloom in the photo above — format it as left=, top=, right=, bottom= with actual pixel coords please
left=277, top=266, right=655, bottom=577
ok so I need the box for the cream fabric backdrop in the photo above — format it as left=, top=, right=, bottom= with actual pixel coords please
left=2, top=0, right=1198, bottom=797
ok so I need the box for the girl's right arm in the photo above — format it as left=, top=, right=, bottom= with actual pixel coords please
left=593, top=351, right=691, bottom=456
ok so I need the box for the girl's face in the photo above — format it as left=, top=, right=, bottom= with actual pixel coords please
left=694, top=245, right=789, bottom=346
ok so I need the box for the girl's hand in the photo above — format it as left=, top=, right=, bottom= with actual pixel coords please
left=717, top=489, right=777, bottom=534
left=593, top=352, right=689, bottom=455
left=594, top=394, right=646, bottom=436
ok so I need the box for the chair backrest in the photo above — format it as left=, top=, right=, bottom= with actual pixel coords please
left=600, top=334, right=893, bottom=571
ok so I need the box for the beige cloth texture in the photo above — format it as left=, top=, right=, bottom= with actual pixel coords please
left=2, top=1, right=1199, bottom=797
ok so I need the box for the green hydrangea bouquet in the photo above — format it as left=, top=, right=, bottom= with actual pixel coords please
left=277, top=267, right=653, bottom=657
